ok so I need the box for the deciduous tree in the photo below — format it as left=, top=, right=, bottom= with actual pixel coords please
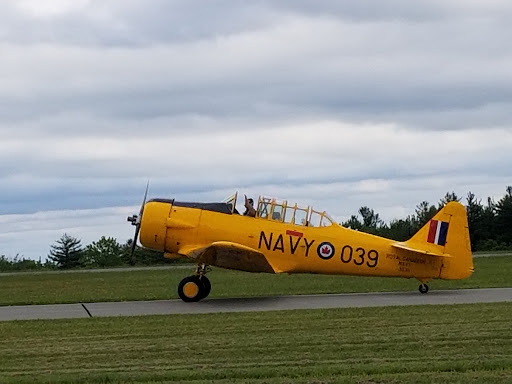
left=83, top=236, right=123, bottom=267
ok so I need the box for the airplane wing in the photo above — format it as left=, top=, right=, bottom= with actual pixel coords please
left=178, top=241, right=276, bottom=273
left=392, top=242, right=452, bottom=258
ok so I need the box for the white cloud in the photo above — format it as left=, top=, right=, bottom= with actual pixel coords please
left=0, top=206, right=135, bottom=259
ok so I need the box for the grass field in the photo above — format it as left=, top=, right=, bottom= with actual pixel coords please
left=0, top=303, right=510, bottom=383
left=0, top=256, right=511, bottom=306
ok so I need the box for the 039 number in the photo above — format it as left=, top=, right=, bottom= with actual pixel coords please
left=340, top=245, right=379, bottom=268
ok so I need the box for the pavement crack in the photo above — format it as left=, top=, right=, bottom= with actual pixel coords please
left=81, top=303, right=93, bottom=318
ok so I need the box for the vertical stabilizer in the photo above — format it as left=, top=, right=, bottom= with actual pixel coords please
left=404, top=202, right=474, bottom=279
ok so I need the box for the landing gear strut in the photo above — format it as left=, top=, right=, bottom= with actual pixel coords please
left=418, top=283, right=429, bottom=294
left=177, top=264, right=211, bottom=302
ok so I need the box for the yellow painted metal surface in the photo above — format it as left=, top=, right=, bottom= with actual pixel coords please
left=138, top=197, right=473, bottom=283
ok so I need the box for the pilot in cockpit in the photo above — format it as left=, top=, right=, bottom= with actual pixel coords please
left=243, top=195, right=256, bottom=217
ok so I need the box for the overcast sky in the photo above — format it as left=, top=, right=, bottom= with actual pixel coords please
left=1, top=1, right=511, bottom=260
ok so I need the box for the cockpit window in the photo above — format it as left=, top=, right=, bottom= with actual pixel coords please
left=255, top=196, right=335, bottom=227
left=308, top=209, right=334, bottom=227
left=284, top=205, right=296, bottom=224
left=283, top=204, right=309, bottom=225
left=223, top=192, right=238, bottom=214
left=221, top=193, right=336, bottom=225
left=258, top=197, right=286, bottom=222
left=270, top=200, right=286, bottom=222
left=293, top=207, right=309, bottom=226
left=257, top=197, right=272, bottom=219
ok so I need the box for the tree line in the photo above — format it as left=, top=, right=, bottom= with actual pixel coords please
left=343, top=186, right=512, bottom=252
left=1, top=186, right=511, bottom=271
left=0, top=237, right=175, bottom=271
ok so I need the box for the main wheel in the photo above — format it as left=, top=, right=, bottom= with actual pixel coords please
left=178, top=276, right=204, bottom=302
left=199, top=275, right=211, bottom=299
left=419, top=283, right=429, bottom=294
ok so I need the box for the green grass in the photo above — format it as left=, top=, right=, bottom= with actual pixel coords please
left=0, top=256, right=511, bottom=306
left=0, top=303, right=510, bottom=383
left=474, top=250, right=512, bottom=257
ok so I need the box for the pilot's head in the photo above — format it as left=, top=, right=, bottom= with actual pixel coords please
left=248, top=198, right=254, bottom=206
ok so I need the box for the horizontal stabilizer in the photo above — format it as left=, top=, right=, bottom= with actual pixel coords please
left=392, top=242, right=452, bottom=258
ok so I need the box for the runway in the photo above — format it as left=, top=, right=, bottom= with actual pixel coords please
left=1, top=288, right=511, bottom=321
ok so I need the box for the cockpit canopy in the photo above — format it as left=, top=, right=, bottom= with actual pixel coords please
left=225, top=193, right=335, bottom=227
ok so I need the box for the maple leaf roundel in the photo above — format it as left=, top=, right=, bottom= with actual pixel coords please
left=317, top=242, right=335, bottom=260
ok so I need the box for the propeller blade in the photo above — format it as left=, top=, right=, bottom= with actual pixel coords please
left=142, top=180, right=149, bottom=208
left=130, top=225, right=140, bottom=264
left=128, top=181, right=150, bottom=265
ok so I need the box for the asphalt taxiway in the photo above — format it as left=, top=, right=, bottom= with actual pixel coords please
left=0, top=288, right=511, bottom=321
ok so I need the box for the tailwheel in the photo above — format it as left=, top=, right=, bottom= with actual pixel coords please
left=419, top=283, right=429, bottom=294
left=178, top=276, right=204, bottom=302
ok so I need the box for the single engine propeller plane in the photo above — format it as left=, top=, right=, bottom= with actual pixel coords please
left=128, top=190, right=474, bottom=302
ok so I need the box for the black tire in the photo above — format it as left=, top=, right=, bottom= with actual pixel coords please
left=178, top=276, right=203, bottom=302
left=199, top=275, right=211, bottom=299
left=419, top=283, right=429, bottom=294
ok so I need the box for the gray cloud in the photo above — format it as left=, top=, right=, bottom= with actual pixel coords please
left=2, top=9, right=511, bottom=131
left=2, top=122, right=510, bottom=214
left=1, top=1, right=511, bottom=258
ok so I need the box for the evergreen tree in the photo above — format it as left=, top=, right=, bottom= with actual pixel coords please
left=415, top=201, right=437, bottom=228
left=342, top=215, right=363, bottom=231
left=342, top=207, right=384, bottom=235
left=383, top=216, right=417, bottom=241
left=48, top=234, right=83, bottom=269
left=495, top=186, right=512, bottom=247
left=438, top=191, right=460, bottom=209
left=358, top=206, right=384, bottom=232
left=470, top=197, right=499, bottom=250
left=466, top=192, right=484, bottom=250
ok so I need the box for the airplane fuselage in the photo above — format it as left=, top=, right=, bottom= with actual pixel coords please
left=139, top=199, right=473, bottom=282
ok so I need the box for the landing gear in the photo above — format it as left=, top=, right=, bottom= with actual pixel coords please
left=178, top=276, right=203, bottom=302
left=200, top=275, right=211, bottom=299
left=418, top=283, right=429, bottom=294
left=177, top=264, right=211, bottom=302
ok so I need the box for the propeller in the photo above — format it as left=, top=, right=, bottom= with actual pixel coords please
left=127, top=181, right=149, bottom=265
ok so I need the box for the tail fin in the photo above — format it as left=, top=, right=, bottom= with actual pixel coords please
left=393, top=201, right=474, bottom=280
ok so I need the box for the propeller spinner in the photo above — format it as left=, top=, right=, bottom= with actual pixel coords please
left=127, top=182, right=149, bottom=264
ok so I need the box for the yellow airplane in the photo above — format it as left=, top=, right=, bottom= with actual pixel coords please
left=127, top=191, right=474, bottom=302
